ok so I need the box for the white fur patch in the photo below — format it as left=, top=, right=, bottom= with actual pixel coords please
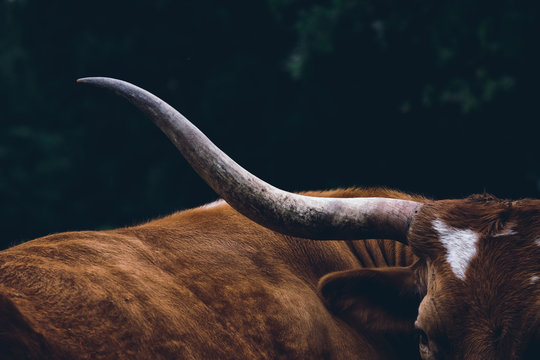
left=200, top=199, right=226, bottom=209
left=535, top=239, right=540, bottom=247
left=432, top=219, right=480, bottom=281
left=531, top=275, right=539, bottom=284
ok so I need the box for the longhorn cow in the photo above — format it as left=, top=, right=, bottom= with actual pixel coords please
left=0, top=78, right=538, bottom=359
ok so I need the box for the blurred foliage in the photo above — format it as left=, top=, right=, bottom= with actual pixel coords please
left=1, top=0, right=539, bottom=248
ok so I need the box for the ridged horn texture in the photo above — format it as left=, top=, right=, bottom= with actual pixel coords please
left=77, top=77, right=421, bottom=243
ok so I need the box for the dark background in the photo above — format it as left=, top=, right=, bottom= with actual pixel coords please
left=1, top=0, right=539, bottom=249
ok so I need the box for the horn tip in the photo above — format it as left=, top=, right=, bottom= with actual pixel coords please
left=76, top=77, right=136, bottom=95
left=77, top=77, right=108, bottom=84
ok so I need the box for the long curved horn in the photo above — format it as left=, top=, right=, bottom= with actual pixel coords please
left=77, top=77, right=421, bottom=243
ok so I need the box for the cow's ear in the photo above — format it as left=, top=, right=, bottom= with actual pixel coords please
left=318, top=267, right=421, bottom=345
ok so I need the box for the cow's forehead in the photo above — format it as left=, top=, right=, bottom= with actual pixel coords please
left=411, top=198, right=540, bottom=354
left=409, top=197, right=540, bottom=282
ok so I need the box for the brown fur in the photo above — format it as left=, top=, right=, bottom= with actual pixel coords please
left=0, top=188, right=424, bottom=360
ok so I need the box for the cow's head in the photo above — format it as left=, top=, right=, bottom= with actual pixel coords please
left=319, top=196, right=540, bottom=359
left=78, top=77, right=540, bottom=359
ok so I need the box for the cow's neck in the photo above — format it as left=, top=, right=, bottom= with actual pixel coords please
left=346, top=239, right=416, bottom=268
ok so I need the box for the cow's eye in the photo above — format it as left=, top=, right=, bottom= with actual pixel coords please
left=415, top=323, right=432, bottom=358
left=417, top=328, right=429, bottom=347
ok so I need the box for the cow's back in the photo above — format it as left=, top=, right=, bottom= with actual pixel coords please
left=0, top=201, right=391, bottom=359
